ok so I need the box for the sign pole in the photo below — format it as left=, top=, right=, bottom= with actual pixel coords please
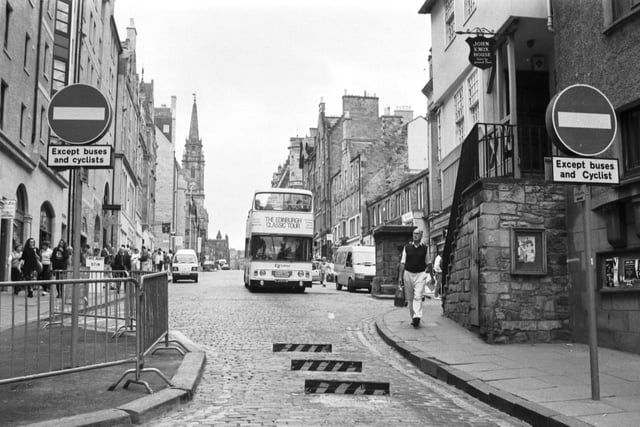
left=582, top=183, right=600, bottom=400
left=70, top=168, right=82, bottom=367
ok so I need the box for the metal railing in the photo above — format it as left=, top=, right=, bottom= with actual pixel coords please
left=0, top=269, right=185, bottom=393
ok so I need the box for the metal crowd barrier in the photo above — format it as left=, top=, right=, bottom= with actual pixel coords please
left=0, top=269, right=186, bottom=393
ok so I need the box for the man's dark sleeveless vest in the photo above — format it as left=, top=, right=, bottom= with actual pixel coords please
left=404, top=243, right=428, bottom=273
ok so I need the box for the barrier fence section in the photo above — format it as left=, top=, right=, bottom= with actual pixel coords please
left=109, top=271, right=187, bottom=393
left=0, top=271, right=138, bottom=385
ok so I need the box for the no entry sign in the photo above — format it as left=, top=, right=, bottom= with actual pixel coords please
left=546, top=84, right=617, bottom=157
left=47, top=84, right=112, bottom=145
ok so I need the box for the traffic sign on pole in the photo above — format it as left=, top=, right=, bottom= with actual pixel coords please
left=546, top=84, right=617, bottom=157
left=47, top=84, right=112, bottom=145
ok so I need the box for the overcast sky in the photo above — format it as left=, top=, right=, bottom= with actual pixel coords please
left=114, top=1, right=431, bottom=250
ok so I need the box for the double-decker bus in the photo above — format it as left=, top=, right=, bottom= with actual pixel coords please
left=244, top=188, right=314, bottom=292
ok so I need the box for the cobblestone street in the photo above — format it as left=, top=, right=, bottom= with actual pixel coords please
left=144, top=271, right=528, bottom=426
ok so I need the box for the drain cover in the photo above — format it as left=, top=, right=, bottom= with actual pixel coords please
left=291, top=360, right=362, bottom=372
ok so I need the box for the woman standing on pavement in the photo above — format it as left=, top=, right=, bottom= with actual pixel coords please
left=39, top=241, right=53, bottom=295
left=11, top=243, right=23, bottom=294
left=20, top=237, right=41, bottom=298
left=51, top=239, right=70, bottom=298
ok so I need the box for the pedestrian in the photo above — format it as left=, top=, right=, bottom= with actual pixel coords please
left=11, top=243, right=23, bottom=294
left=130, top=247, right=140, bottom=271
left=163, top=250, right=171, bottom=271
left=39, top=240, right=53, bottom=295
left=20, top=237, right=42, bottom=298
left=110, top=246, right=131, bottom=292
left=51, top=239, right=70, bottom=298
left=434, top=249, right=443, bottom=299
left=398, top=228, right=430, bottom=328
left=153, top=249, right=163, bottom=272
left=139, top=245, right=151, bottom=271
left=319, top=257, right=327, bottom=287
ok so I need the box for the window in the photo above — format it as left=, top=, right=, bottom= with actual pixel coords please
left=404, top=188, right=411, bottom=212
left=435, top=110, right=442, bottom=161
left=3, top=3, right=12, bottom=50
left=349, top=218, right=355, bottom=236
left=39, top=106, right=46, bottom=143
left=14, top=185, right=27, bottom=247
left=24, top=33, right=31, bottom=69
left=417, top=181, right=424, bottom=210
left=612, top=0, right=640, bottom=20
left=43, top=43, right=50, bottom=78
left=454, top=86, right=466, bottom=143
left=464, top=0, right=477, bottom=20
left=19, top=104, right=27, bottom=143
left=468, top=71, right=479, bottom=124
left=395, top=194, right=401, bottom=217
left=445, top=0, right=456, bottom=45
left=621, top=105, right=640, bottom=175
left=0, top=80, right=6, bottom=130
left=40, top=204, right=54, bottom=245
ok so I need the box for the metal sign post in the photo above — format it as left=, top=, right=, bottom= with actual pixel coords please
left=546, top=84, right=618, bottom=401
left=47, top=83, right=112, bottom=367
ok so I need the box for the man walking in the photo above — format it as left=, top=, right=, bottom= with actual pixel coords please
left=398, top=229, right=430, bottom=327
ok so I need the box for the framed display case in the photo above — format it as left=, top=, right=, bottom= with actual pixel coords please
left=511, top=228, right=547, bottom=275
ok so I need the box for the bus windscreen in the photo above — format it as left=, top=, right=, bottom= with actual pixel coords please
left=253, top=192, right=312, bottom=212
left=249, top=235, right=312, bottom=262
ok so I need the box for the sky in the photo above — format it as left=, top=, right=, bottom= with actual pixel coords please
left=114, top=1, right=431, bottom=250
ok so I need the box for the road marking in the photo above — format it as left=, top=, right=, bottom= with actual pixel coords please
left=557, top=112, right=611, bottom=129
left=291, top=360, right=362, bottom=372
left=52, top=107, right=105, bottom=120
left=273, top=343, right=332, bottom=352
left=305, top=379, right=390, bottom=395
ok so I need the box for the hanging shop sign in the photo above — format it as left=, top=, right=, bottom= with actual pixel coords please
left=465, top=36, right=496, bottom=70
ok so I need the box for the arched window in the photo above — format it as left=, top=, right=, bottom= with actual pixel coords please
left=13, top=185, right=27, bottom=247
left=39, top=203, right=54, bottom=245
left=94, top=215, right=101, bottom=245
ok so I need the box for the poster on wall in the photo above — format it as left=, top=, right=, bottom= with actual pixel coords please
left=605, top=256, right=640, bottom=288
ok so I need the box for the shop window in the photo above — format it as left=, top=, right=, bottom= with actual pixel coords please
left=602, top=253, right=640, bottom=288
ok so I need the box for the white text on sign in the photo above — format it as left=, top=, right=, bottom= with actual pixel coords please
left=551, top=156, right=619, bottom=185
left=47, top=145, right=112, bottom=168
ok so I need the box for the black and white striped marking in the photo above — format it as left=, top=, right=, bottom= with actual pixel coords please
left=304, top=380, right=390, bottom=395
left=291, top=360, right=362, bottom=372
left=272, top=343, right=332, bottom=352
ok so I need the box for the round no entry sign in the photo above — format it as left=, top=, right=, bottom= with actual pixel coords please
left=47, top=84, right=112, bottom=145
left=546, top=84, right=617, bottom=157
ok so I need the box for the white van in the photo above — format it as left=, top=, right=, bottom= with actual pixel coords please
left=334, top=246, right=376, bottom=292
left=172, top=249, right=199, bottom=283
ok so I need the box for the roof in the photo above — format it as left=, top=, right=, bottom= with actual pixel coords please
left=418, top=0, right=436, bottom=14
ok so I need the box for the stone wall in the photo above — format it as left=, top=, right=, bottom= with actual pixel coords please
left=445, top=179, right=571, bottom=343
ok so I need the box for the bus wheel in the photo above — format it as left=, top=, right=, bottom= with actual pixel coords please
left=347, top=278, right=354, bottom=292
left=336, top=281, right=342, bottom=291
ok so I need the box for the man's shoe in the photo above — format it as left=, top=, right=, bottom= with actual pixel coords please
left=412, top=317, right=420, bottom=327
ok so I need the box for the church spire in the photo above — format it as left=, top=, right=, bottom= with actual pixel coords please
left=188, top=93, right=199, bottom=141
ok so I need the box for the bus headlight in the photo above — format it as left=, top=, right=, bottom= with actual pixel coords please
left=297, top=271, right=305, bottom=277
left=259, top=270, right=266, bottom=276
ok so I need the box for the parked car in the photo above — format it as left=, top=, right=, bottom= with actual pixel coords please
left=311, top=261, right=321, bottom=283
left=172, top=249, right=199, bottom=283
left=202, top=261, right=217, bottom=271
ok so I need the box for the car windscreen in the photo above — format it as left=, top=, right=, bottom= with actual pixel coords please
left=353, top=251, right=375, bottom=265
left=174, top=255, right=197, bottom=263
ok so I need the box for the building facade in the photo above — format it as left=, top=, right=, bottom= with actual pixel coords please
left=553, top=1, right=640, bottom=354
